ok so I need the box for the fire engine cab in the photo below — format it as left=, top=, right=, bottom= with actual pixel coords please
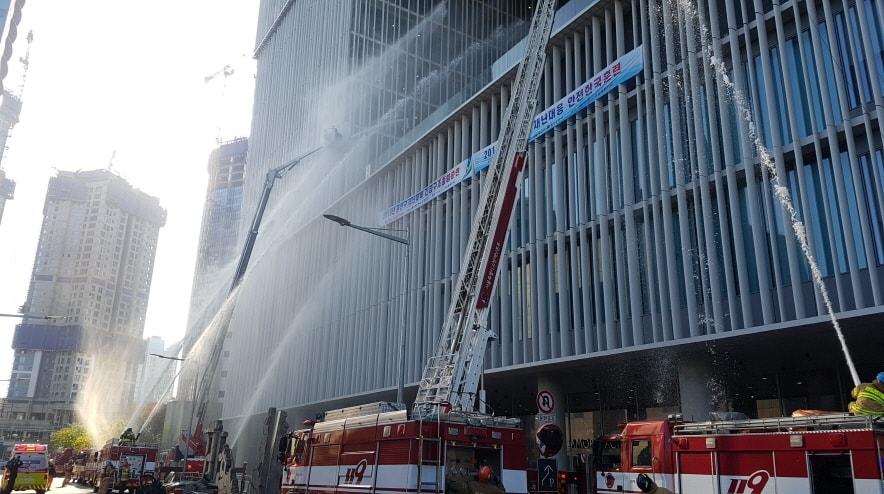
left=591, top=413, right=883, bottom=493
left=280, top=402, right=526, bottom=494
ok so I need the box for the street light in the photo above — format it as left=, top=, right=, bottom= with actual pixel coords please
left=149, top=353, right=186, bottom=362
left=0, top=313, right=65, bottom=320
left=323, top=214, right=410, bottom=404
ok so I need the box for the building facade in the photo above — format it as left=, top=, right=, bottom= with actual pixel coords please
left=1, top=169, right=165, bottom=443
left=223, top=0, right=884, bottom=468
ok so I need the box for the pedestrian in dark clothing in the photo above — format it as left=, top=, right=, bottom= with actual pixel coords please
left=3, top=455, right=23, bottom=494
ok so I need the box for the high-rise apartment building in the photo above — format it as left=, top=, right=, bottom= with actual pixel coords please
left=0, top=169, right=165, bottom=442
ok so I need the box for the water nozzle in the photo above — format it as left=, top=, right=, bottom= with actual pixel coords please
left=322, top=127, right=344, bottom=145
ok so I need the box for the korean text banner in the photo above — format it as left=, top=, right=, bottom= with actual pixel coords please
left=381, top=46, right=644, bottom=225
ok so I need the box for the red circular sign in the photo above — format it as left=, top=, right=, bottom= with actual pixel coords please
left=535, top=423, right=563, bottom=458
left=536, top=390, right=555, bottom=414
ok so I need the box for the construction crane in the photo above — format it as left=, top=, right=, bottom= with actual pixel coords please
left=413, top=0, right=556, bottom=419
left=204, top=64, right=235, bottom=143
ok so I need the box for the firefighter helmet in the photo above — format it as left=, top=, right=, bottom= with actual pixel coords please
left=636, top=474, right=656, bottom=493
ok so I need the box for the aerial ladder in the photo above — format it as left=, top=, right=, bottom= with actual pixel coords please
left=413, top=0, right=556, bottom=419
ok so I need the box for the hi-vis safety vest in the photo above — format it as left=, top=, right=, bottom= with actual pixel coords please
left=850, top=383, right=884, bottom=416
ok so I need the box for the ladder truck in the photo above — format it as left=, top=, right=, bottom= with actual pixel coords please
left=278, top=1, right=557, bottom=493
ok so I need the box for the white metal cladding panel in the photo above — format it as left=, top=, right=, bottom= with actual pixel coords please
left=224, top=0, right=884, bottom=425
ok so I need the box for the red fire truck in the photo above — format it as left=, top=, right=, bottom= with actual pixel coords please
left=591, top=413, right=883, bottom=493
left=85, top=441, right=159, bottom=491
left=280, top=403, right=527, bottom=494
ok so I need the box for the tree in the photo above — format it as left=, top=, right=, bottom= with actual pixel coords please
left=49, top=424, right=92, bottom=452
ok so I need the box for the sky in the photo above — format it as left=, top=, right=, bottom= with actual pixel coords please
left=0, top=0, right=259, bottom=392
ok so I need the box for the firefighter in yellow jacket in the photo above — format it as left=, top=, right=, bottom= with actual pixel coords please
left=848, top=372, right=884, bottom=417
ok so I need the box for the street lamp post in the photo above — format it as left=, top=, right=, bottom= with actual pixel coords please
left=323, top=214, right=410, bottom=404
left=0, top=313, right=65, bottom=320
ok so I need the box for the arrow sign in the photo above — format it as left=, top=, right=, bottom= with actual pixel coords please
left=537, top=458, right=557, bottom=492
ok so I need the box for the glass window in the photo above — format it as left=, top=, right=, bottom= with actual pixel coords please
left=785, top=38, right=813, bottom=137
left=839, top=152, right=867, bottom=269
left=595, top=440, right=622, bottom=471
left=769, top=180, right=791, bottom=284
left=738, top=185, right=760, bottom=292
left=631, top=439, right=652, bottom=468
left=787, top=168, right=812, bottom=282
left=859, top=154, right=884, bottom=265
left=664, top=104, right=675, bottom=188
left=863, top=0, right=884, bottom=94
left=803, top=161, right=832, bottom=277
left=751, top=55, right=772, bottom=149
left=822, top=158, right=848, bottom=273
left=769, top=47, right=791, bottom=144
left=817, top=23, right=843, bottom=122
left=847, top=7, right=873, bottom=104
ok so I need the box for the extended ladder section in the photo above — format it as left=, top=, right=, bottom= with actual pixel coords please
left=674, top=413, right=883, bottom=435
left=412, top=0, right=557, bottom=419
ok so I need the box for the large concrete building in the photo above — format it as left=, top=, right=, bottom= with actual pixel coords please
left=0, top=169, right=165, bottom=442
left=221, top=0, right=884, bottom=473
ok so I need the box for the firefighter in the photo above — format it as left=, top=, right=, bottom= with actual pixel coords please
left=97, top=461, right=115, bottom=494
left=848, top=372, right=884, bottom=417
left=636, top=474, right=673, bottom=494
left=2, top=455, right=23, bottom=494
left=120, top=428, right=137, bottom=445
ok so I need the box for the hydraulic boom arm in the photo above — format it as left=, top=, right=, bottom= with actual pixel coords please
left=192, top=142, right=327, bottom=433
left=413, top=0, right=556, bottom=419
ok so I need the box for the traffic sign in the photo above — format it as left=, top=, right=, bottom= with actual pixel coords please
left=536, top=423, right=564, bottom=458
left=537, top=458, right=557, bottom=492
left=537, top=389, right=555, bottom=414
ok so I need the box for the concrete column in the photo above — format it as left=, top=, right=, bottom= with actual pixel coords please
left=677, top=357, right=714, bottom=422
left=535, top=376, right=568, bottom=469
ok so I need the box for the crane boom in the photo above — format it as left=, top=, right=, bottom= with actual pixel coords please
left=413, top=0, right=557, bottom=419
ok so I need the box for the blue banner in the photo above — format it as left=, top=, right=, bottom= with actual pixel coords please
left=529, top=46, right=644, bottom=140
left=381, top=46, right=644, bottom=224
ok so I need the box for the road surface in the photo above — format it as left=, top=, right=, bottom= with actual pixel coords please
left=23, top=477, right=94, bottom=493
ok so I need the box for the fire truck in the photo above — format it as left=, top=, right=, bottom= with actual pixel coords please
left=590, top=413, right=883, bottom=493
left=280, top=403, right=527, bottom=494
left=85, top=440, right=159, bottom=491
